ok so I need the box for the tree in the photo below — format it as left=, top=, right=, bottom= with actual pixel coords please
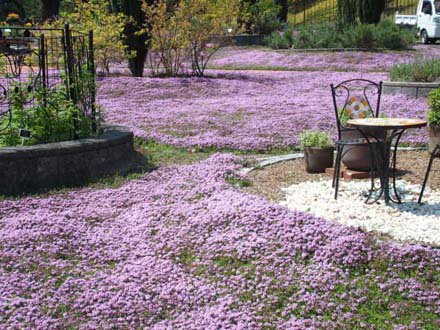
left=358, top=0, right=385, bottom=24
left=42, top=0, right=61, bottom=20
left=337, top=0, right=357, bottom=27
left=112, top=0, right=152, bottom=77
left=144, top=0, right=240, bottom=77
left=275, top=0, right=288, bottom=23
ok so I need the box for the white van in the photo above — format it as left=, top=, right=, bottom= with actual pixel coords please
left=395, top=0, right=440, bottom=44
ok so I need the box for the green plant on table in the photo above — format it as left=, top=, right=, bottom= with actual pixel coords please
left=299, top=130, right=333, bottom=148
left=428, top=87, right=440, bottom=126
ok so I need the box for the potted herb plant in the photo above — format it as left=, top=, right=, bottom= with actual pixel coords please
left=299, top=130, right=334, bottom=173
left=427, top=87, right=440, bottom=153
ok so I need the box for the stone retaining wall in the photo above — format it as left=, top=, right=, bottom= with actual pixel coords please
left=383, top=81, right=440, bottom=98
left=0, top=126, right=134, bottom=195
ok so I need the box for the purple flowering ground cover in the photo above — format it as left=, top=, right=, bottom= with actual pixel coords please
left=100, top=70, right=428, bottom=151
left=209, top=45, right=439, bottom=73
left=0, top=154, right=439, bottom=329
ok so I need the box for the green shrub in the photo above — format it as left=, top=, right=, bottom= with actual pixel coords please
left=375, top=20, right=415, bottom=50
left=428, top=88, right=440, bottom=126
left=344, top=23, right=376, bottom=48
left=390, top=58, right=440, bottom=82
left=265, top=31, right=291, bottom=49
left=266, top=21, right=415, bottom=50
left=299, top=130, right=333, bottom=148
left=267, top=24, right=344, bottom=49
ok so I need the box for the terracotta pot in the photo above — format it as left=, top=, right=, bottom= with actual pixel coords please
left=428, top=125, right=440, bottom=155
left=304, top=147, right=334, bottom=173
left=340, top=128, right=385, bottom=171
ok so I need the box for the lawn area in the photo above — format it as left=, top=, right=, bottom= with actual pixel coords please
left=1, top=44, right=440, bottom=329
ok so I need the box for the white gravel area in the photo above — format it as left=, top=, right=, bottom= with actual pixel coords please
left=280, top=179, right=440, bottom=246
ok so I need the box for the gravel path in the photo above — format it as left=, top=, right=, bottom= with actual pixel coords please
left=244, top=150, right=440, bottom=246
left=281, top=179, right=440, bottom=246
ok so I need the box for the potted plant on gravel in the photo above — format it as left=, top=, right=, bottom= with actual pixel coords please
left=427, top=87, right=440, bottom=154
left=299, top=130, right=334, bottom=173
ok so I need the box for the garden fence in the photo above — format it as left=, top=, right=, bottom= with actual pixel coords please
left=289, top=0, right=419, bottom=26
left=0, top=24, right=96, bottom=140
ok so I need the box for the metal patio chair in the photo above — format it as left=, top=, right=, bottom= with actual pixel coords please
left=418, top=144, right=440, bottom=204
left=330, top=79, right=383, bottom=202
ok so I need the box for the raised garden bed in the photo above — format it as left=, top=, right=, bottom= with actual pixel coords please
left=0, top=125, right=134, bottom=195
left=383, top=81, right=440, bottom=98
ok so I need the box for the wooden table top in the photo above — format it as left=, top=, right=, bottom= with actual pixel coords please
left=347, top=118, right=427, bottom=130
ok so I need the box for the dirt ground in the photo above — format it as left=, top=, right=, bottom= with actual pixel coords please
left=244, top=151, right=440, bottom=202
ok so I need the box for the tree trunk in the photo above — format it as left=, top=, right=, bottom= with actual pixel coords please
left=42, top=0, right=61, bottom=21
left=358, top=0, right=385, bottom=24
left=276, top=0, right=288, bottom=23
left=117, top=0, right=151, bottom=77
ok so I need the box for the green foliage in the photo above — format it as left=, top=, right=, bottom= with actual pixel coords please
left=390, top=58, right=440, bottom=83
left=239, top=0, right=281, bottom=35
left=267, top=21, right=414, bottom=50
left=428, top=88, right=440, bottom=126
left=374, top=20, right=416, bottom=50
left=265, top=30, right=292, bottom=49
left=337, top=0, right=357, bottom=27
left=344, top=23, right=376, bottom=48
left=358, top=0, right=385, bottom=24
left=299, top=130, right=333, bottom=148
left=252, top=0, right=282, bottom=35
left=0, top=81, right=99, bottom=147
left=56, top=0, right=128, bottom=74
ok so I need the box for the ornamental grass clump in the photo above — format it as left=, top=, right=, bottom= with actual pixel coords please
left=267, top=20, right=415, bottom=50
left=390, top=58, right=440, bottom=82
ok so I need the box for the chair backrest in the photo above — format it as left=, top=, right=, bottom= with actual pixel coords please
left=330, top=79, right=382, bottom=139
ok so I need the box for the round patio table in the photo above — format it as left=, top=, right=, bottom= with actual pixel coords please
left=347, top=118, right=427, bottom=205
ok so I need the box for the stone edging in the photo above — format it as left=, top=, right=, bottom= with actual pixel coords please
left=0, top=125, right=134, bottom=195
left=281, top=47, right=390, bottom=53
left=383, top=81, right=440, bottom=98
left=239, top=147, right=427, bottom=175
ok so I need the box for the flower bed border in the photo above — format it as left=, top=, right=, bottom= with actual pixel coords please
left=0, top=125, right=134, bottom=195
left=383, top=81, right=440, bottom=98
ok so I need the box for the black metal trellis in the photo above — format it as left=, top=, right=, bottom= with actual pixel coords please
left=0, top=24, right=96, bottom=141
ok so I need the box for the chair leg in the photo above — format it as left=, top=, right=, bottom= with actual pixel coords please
left=332, top=145, right=340, bottom=188
left=418, top=145, right=439, bottom=204
left=366, top=143, right=377, bottom=204
left=334, top=145, right=343, bottom=200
